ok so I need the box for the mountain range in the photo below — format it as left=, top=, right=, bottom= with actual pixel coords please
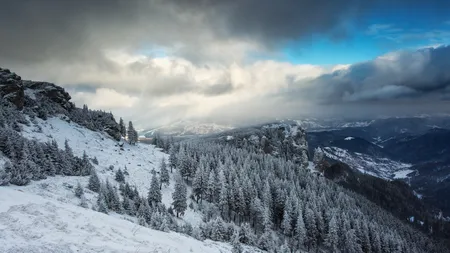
left=1, top=67, right=450, bottom=252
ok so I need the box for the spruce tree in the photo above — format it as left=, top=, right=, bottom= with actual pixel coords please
left=119, top=117, right=126, bottom=137
left=148, top=174, right=162, bottom=206
left=160, top=157, right=170, bottom=188
left=97, top=192, right=108, bottom=214
left=324, top=214, right=339, bottom=251
left=88, top=170, right=101, bottom=192
left=172, top=176, right=187, bottom=217
left=231, top=227, right=243, bottom=253
left=75, top=181, right=84, bottom=198
left=115, top=168, right=125, bottom=183
left=295, top=210, right=306, bottom=251
left=127, top=121, right=136, bottom=145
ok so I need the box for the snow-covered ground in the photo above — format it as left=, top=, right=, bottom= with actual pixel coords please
left=0, top=187, right=234, bottom=253
left=20, top=116, right=203, bottom=226
left=0, top=116, right=237, bottom=252
left=321, top=146, right=412, bottom=179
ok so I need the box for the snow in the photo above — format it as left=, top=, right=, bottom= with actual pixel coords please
left=393, top=169, right=414, bottom=179
left=344, top=137, right=355, bottom=141
left=226, top=135, right=234, bottom=141
left=1, top=116, right=264, bottom=252
left=24, top=89, right=37, bottom=100
left=321, top=146, right=412, bottom=180
left=414, top=191, right=423, bottom=199
left=0, top=187, right=236, bottom=253
left=20, top=116, right=203, bottom=226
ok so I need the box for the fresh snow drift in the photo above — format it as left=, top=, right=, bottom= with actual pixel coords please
left=0, top=187, right=235, bottom=253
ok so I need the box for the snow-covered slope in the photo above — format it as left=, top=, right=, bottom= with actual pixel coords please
left=320, top=146, right=413, bottom=179
left=19, top=116, right=203, bottom=225
left=0, top=116, right=246, bottom=252
left=0, top=187, right=233, bottom=253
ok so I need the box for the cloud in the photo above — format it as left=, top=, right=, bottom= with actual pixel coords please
left=290, top=45, right=450, bottom=105
left=72, top=88, right=139, bottom=110
left=2, top=0, right=450, bottom=127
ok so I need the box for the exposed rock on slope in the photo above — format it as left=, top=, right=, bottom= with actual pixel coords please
left=0, top=67, right=121, bottom=140
left=23, top=81, right=74, bottom=110
left=0, top=68, right=24, bottom=109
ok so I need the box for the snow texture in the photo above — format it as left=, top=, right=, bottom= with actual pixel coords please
left=0, top=187, right=235, bottom=253
left=0, top=116, right=260, bottom=252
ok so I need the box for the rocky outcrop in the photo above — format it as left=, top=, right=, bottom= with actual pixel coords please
left=0, top=67, right=121, bottom=141
left=23, top=81, right=74, bottom=111
left=0, top=68, right=24, bottom=109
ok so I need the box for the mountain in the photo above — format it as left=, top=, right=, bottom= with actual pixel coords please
left=142, top=120, right=233, bottom=137
left=1, top=67, right=450, bottom=252
left=0, top=68, right=261, bottom=253
left=305, top=116, right=450, bottom=218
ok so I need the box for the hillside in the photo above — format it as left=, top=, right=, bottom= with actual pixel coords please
left=0, top=68, right=261, bottom=253
left=0, top=187, right=236, bottom=253
left=1, top=67, right=450, bottom=252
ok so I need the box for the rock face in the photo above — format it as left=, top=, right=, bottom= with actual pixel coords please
left=0, top=67, right=121, bottom=141
left=23, top=81, right=74, bottom=110
left=0, top=68, right=24, bottom=109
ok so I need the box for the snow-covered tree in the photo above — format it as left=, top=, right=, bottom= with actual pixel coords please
left=160, top=157, right=170, bottom=187
left=119, top=117, right=126, bottom=137
left=324, top=213, right=339, bottom=251
left=172, top=176, right=187, bottom=217
left=75, top=181, right=84, bottom=198
left=231, top=227, right=243, bottom=253
left=115, top=168, right=125, bottom=183
left=88, top=170, right=101, bottom=192
left=148, top=174, right=162, bottom=206
left=127, top=121, right=138, bottom=145
left=97, top=191, right=109, bottom=214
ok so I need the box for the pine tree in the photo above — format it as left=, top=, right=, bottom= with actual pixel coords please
left=295, top=210, right=306, bottom=251
left=172, top=176, right=187, bottom=217
left=305, top=207, right=318, bottom=249
left=168, top=146, right=177, bottom=173
left=88, top=170, right=101, bottom=192
left=0, top=162, right=11, bottom=186
left=119, top=117, right=126, bottom=137
left=160, top=157, right=170, bottom=187
left=324, top=214, right=339, bottom=251
left=75, top=181, right=84, bottom=198
left=127, top=121, right=137, bottom=145
left=192, top=165, right=205, bottom=203
left=64, top=139, right=73, bottom=157
left=345, top=229, right=363, bottom=253
left=281, top=208, right=292, bottom=236
left=97, top=191, right=109, bottom=214
left=159, top=216, right=170, bottom=232
left=148, top=174, right=162, bottom=206
left=79, top=151, right=93, bottom=175
left=115, top=168, right=125, bottom=183
left=231, top=227, right=243, bottom=253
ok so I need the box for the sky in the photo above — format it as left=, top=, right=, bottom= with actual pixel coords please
left=1, top=0, right=450, bottom=129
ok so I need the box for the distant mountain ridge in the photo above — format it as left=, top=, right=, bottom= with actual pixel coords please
left=142, top=120, right=233, bottom=137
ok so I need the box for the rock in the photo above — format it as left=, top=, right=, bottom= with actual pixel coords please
left=0, top=68, right=24, bottom=109
left=23, top=81, right=74, bottom=110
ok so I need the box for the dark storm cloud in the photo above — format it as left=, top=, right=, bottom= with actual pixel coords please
left=288, top=45, right=450, bottom=104
left=2, top=0, right=449, bottom=65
